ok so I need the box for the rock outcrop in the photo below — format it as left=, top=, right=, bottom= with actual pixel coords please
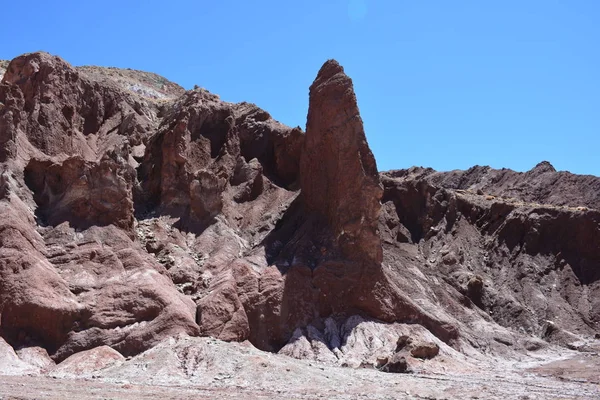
left=252, top=60, right=388, bottom=329
left=300, top=60, right=383, bottom=265
left=380, top=167, right=600, bottom=345
left=48, top=345, right=125, bottom=379
left=25, top=155, right=135, bottom=230
left=0, top=53, right=201, bottom=361
left=426, top=161, right=600, bottom=210
left=0, top=52, right=155, bottom=165
left=1, top=51, right=599, bottom=372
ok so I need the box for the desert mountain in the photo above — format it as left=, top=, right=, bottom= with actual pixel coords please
left=0, top=52, right=598, bottom=398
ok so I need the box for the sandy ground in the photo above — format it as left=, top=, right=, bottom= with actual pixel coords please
left=0, top=361, right=598, bottom=400
left=0, top=336, right=598, bottom=400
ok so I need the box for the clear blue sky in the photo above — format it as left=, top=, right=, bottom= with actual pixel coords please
left=1, top=1, right=598, bottom=175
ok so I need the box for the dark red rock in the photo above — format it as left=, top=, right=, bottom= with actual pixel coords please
left=0, top=53, right=199, bottom=361
left=425, top=161, right=600, bottom=210
left=380, top=168, right=600, bottom=344
left=1, top=51, right=599, bottom=370
left=410, top=341, right=439, bottom=359
left=300, top=59, right=382, bottom=265
left=381, top=353, right=409, bottom=373
left=24, top=156, right=135, bottom=231
left=1, top=52, right=155, bottom=164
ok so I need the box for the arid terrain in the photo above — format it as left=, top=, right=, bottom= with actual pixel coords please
left=0, top=52, right=598, bottom=399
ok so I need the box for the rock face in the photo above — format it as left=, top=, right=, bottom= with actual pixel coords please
left=25, top=156, right=135, bottom=230
left=252, top=60, right=390, bottom=335
left=300, top=60, right=383, bottom=265
left=0, top=52, right=155, bottom=164
left=426, top=161, right=600, bottom=210
left=0, top=53, right=200, bottom=362
left=1, top=51, right=599, bottom=372
left=380, top=353, right=408, bottom=373
left=380, top=167, right=600, bottom=345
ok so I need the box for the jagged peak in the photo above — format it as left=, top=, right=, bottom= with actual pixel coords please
left=314, top=59, right=344, bottom=80
left=531, top=160, right=556, bottom=173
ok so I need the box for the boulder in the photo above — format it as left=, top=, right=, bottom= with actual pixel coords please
left=381, top=353, right=409, bottom=373
left=410, top=341, right=440, bottom=359
left=0, top=336, right=40, bottom=375
left=49, top=346, right=125, bottom=378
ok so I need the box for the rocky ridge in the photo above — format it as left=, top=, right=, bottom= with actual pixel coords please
left=76, top=65, right=185, bottom=101
left=0, top=51, right=599, bottom=397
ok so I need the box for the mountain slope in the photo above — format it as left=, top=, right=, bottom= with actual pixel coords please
left=0, top=51, right=598, bottom=377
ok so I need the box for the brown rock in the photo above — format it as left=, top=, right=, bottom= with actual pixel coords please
left=1, top=52, right=155, bottom=165
left=381, top=353, right=408, bottom=373
left=426, top=161, right=600, bottom=210
left=300, top=59, right=382, bottom=265
left=0, top=54, right=201, bottom=358
left=272, top=126, right=304, bottom=185
left=49, top=346, right=124, bottom=378
left=467, top=275, right=484, bottom=306
left=196, top=267, right=250, bottom=342
left=137, top=89, right=300, bottom=225
left=381, top=167, right=600, bottom=347
left=234, top=60, right=461, bottom=350
left=3, top=50, right=600, bottom=379
left=234, top=103, right=305, bottom=186
left=0, top=209, right=200, bottom=361
left=228, top=60, right=391, bottom=350
left=0, top=199, right=83, bottom=355
left=25, top=155, right=135, bottom=230
left=395, top=335, right=413, bottom=352
left=410, top=341, right=440, bottom=359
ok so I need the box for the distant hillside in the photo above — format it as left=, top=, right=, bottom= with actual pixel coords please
left=1, top=59, right=185, bottom=102
left=77, top=65, right=186, bottom=101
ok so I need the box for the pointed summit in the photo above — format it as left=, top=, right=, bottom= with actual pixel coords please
left=300, top=59, right=382, bottom=264
left=531, top=160, right=556, bottom=173
left=311, top=59, right=345, bottom=86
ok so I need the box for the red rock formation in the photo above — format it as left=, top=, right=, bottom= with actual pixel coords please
left=1, top=51, right=599, bottom=368
left=301, top=60, right=383, bottom=265
left=25, top=156, right=135, bottom=230
left=380, top=168, right=600, bottom=344
left=426, top=161, right=600, bottom=210
left=0, top=52, right=155, bottom=165
left=294, top=60, right=388, bottom=319
left=233, top=60, right=459, bottom=350
left=0, top=54, right=199, bottom=361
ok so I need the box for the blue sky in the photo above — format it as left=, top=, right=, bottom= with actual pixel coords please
left=1, top=1, right=598, bottom=175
